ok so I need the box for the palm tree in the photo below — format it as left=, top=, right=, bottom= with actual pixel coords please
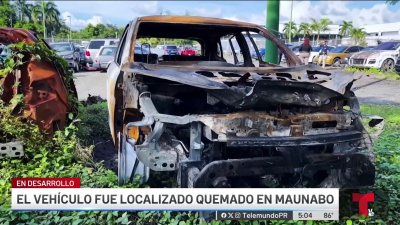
left=14, top=0, right=34, bottom=23
left=32, top=1, right=62, bottom=38
left=298, top=22, right=312, bottom=38
left=350, top=27, right=366, bottom=45
left=283, top=21, right=297, bottom=43
left=310, top=18, right=332, bottom=44
left=339, top=21, right=353, bottom=37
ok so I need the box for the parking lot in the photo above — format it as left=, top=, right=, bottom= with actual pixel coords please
left=74, top=70, right=400, bottom=105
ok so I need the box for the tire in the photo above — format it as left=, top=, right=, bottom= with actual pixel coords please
left=333, top=57, right=341, bottom=67
left=117, top=132, right=149, bottom=185
left=73, top=62, right=79, bottom=73
left=380, top=59, right=395, bottom=72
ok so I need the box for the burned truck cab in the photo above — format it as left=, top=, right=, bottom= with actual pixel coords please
left=107, top=16, right=375, bottom=188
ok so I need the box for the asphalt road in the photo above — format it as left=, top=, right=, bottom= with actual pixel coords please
left=74, top=70, right=108, bottom=101
left=73, top=70, right=400, bottom=105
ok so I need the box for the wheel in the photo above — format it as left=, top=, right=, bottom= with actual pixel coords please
left=117, top=132, right=149, bottom=185
left=73, top=62, right=79, bottom=73
left=381, top=59, right=394, bottom=72
left=333, top=57, right=341, bottom=66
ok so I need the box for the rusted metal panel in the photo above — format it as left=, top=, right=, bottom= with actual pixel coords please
left=0, top=28, right=74, bottom=134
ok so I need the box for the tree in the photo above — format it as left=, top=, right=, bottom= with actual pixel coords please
left=298, top=22, right=312, bottom=38
left=339, top=20, right=353, bottom=37
left=283, top=21, right=297, bottom=43
left=32, top=1, right=62, bottom=38
left=0, top=0, right=17, bottom=27
left=350, top=27, right=366, bottom=46
left=310, top=18, right=331, bottom=44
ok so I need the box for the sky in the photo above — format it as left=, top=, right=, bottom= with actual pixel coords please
left=54, top=1, right=400, bottom=30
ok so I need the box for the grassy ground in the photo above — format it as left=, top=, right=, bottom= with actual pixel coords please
left=360, top=105, right=400, bottom=224
left=0, top=102, right=399, bottom=224
left=345, top=67, right=400, bottom=80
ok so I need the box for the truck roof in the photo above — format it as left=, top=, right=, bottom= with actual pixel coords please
left=137, top=15, right=258, bottom=28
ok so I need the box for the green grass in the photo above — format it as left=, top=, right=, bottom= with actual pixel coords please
left=360, top=105, right=400, bottom=224
left=345, top=67, right=400, bottom=80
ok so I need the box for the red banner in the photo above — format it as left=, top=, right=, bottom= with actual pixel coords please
left=12, top=178, right=80, bottom=188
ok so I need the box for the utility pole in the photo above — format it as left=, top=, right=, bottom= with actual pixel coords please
left=67, top=15, right=71, bottom=42
left=42, top=1, right=46, bottom=39
left=266, top=0, right=280, bottom=64
left=289, top=0, right=293, bottom=43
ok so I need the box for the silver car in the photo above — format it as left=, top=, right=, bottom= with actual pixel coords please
left=93, top=46, right=118, bottom=71
left=85, top=39, right=119, bottom=67
left=50, top=42, right=81, bottom=72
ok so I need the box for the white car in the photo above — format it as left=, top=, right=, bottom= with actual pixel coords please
left=349, top=41, right=400, bottom=71
left=93, top=46, right=118, bottom=71
left=85, top=39, right=119, bottom=67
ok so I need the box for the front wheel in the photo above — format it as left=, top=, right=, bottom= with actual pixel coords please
left=333, top=57, right=341, bottom=67
left=381, top=59, right=394, bottom=72
left=73, top=62, right=80, bottom=73
left=117, top=132, right=149, bottom=185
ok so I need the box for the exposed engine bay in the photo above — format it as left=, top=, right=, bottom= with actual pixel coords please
left=120, top=64, right=374, bottom=188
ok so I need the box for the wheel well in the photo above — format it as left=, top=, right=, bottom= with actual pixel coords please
left=381, top=58, right=394, bottom=66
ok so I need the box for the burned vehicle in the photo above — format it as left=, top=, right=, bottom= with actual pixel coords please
left=0, top=28, right=75, bottom=158
left=107, top=16, right=376, bottom=188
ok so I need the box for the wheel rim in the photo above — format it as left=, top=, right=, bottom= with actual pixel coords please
left=383, top=60, right=394, bottom=71
left=333, top=59, right=340, bottom=66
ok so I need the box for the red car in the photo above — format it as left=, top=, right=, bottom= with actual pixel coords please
left=180, top=47, right=196, bottom=56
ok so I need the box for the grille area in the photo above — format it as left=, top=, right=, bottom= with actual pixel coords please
left=352, top=59, right=365, bottom=65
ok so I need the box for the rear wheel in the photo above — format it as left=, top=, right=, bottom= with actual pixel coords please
left=333, top=57, right=341, bottom=66
left=73, top=62, right=79, bottom=73
left=381, top=59, right=394, bottom=72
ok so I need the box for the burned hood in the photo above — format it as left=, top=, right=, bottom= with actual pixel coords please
left=125, top=63, right=357, bottom=108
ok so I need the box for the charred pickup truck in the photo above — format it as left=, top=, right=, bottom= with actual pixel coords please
left=107, top=16, right=377, bottom=188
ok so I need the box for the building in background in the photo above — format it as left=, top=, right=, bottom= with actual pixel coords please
left=274, top=22, right=400, bottom=46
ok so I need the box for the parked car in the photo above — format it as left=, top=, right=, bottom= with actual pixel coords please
left=363, top=46, right=376, bottom=51
left=395, top=56, right=400, bottom=73
left=349, top=41, right=400, bottom=71
left=85, top=39, right=119, bottom=67
left=281, top=45, right=299, bottom=63
left=50, top=42, right=81, bottom=72
left=313, top=46, right=364, bottom=66
left=75, top=45, right=87, bottom=70
left=107, top=15, right=375, bottom=189
left=93, top=45, right=118, bottom=71
left=163, top=45, right=179, bottom=55
left=180, top=47, right=196, bottom=56
left=308, top=46, right=335, bottom=64
left=251, top=48, right=265, bottom=59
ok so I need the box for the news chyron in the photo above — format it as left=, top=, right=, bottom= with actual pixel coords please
left=12, top=178, right=338, bottom=221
